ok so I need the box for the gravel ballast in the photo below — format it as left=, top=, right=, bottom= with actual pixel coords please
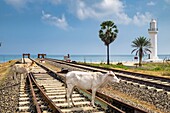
left=45, top=60, right=170, bottom=113
left=0, top=63, right=20, bottom=113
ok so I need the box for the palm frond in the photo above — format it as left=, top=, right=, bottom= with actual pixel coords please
left=99, top=20, right=118, bottom=45
left=131, top=48, right=137, bottom=54
left=131, top=36, right=151, bottom=62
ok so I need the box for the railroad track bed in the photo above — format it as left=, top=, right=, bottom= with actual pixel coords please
left=34, top=73, right=106, bottom=113
left=37, top=58, right=170, bottom=113
left=17, top=68, right=52, bottom=113
left=44, top=58, right=170, bottom=93
left=18, top=59, right=126, bottom=113
left=32, top=58, right=155, bottom=113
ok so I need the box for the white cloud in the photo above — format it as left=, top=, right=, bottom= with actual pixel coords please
left=5, top=0, right=152, bottom=26
left=4, top=0, right=61, bottom=9
left=41, top=10, right=69, bottom=30
left=4, top=0, right=29, bottom=9
left=147, top=1, right=155, bottom=6
left=74, top=0, right=131, bottom=24
left=75, top=0, right=98, bottom=20
left=95, top=0, right=124, bottom=13
left=72, top=0, right=151, bottom=26
left=133, top=12, right=152, bottom=26
left=95, top=0, right=131, bottom=24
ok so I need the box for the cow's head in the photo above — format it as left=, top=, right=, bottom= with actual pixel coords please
left=23, top=63, right=33, bottom=73
left=107, top=71, right=120, bottom=83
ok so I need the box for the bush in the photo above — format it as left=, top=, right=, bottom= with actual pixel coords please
left=116, top=62, right=123, bottom=66
left=152, top=67, right=161, bottom=71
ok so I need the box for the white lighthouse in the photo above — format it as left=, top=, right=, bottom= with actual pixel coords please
left=148, top=19, right=162, bottom=62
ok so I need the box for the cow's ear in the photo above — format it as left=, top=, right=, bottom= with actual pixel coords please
left=109, top=71, right=115, bottom=76
left=113, top=72, right=116, bottom=76
left=109, top=71, right=113, bottom=74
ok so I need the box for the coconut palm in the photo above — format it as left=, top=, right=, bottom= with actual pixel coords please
left=131, top=36, right=151, bottom=66
left=99, top=21, right=118, bottom=65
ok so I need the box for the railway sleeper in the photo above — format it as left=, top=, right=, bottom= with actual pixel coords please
left=46, top=91, right=76, bottom=95
left=31, top=59, right=125, bottom=113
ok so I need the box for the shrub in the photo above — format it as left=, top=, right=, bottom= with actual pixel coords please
left=116, top=62, right=123, bottom=66
left=152, top=67, right=161, bottom=71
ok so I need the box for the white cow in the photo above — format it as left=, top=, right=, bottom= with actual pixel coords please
left=65, top=71, right=120, bottom=107
left=11, top=63, right=33, bottom=83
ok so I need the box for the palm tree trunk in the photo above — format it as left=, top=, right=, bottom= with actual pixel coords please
left=139, top=48, right=143, bottom=67
left=139, top=54, right=142, bottom=66
left=107, top=45, right=109, bottom=65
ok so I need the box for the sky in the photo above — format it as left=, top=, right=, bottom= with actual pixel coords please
left=0, top=0, right=170, bottom=55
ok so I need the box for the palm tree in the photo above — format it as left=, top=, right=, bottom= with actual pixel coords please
left=131, top=36, right=151, bottom=66
left=99, top=21, right=118, bottom=65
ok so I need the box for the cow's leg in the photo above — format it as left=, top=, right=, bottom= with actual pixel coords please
left=65, top=84, right=67, bottom=100
left=92, top=89, right=96, bottom=107
left=21, top=73, right=24, bottom=83
left=13, top=72, right=18, bottom=83
left=70, top=86, right=75, bottom=106
left=66, top=84, right=74, bottom=107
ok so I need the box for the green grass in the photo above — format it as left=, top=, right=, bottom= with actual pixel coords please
left=142, top=62, right=170, bottom=71
left=79, top=62, right=170, bottom=77
left=80, top=62, right=129, bottom=70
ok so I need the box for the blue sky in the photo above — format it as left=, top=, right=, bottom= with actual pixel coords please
left=0, top=0, right=170, bottom=55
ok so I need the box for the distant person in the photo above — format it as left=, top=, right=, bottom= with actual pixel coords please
left=64, top=54, right=71, bottom=62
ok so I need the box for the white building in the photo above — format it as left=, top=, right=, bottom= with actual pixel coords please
left=147, top=19, right=162, bottom=62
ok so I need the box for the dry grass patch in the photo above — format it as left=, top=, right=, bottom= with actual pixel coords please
left=0, top=60, right=17, bottom=85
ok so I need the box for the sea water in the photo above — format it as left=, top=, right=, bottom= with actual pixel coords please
left=0, top=54, right=170, bottom=63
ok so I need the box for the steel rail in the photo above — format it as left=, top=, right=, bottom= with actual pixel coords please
left=55, top=72, right=125, bottom=113
left=31, top=58, right=147, bottom=113
left=29, top=72, right=63, bottom=113
left=27, top=73, right=42, bottom=113
left=45, top=58, right=170, bottom=91
left=94, top=90, right=147, bottom=113
left=77, top=87, right=125, bottom=113
left=46, top=58, right=170, bottom=82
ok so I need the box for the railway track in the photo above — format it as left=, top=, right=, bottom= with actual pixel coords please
left=18, top=58, right=130, bottom=113
left=44, top=58, right=170, bottom=93
left=32, top=58, right=147, bottom=113
left=18, top=65, right=60, bottom=113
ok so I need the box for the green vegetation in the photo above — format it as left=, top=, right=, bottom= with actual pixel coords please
left=99, top=20, right=118, bottom=65
left=141, top=62, right=170, bottom=76
left=80, top=62, right=170, bottom=77
left=81, top=62, right=129, bottom=70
